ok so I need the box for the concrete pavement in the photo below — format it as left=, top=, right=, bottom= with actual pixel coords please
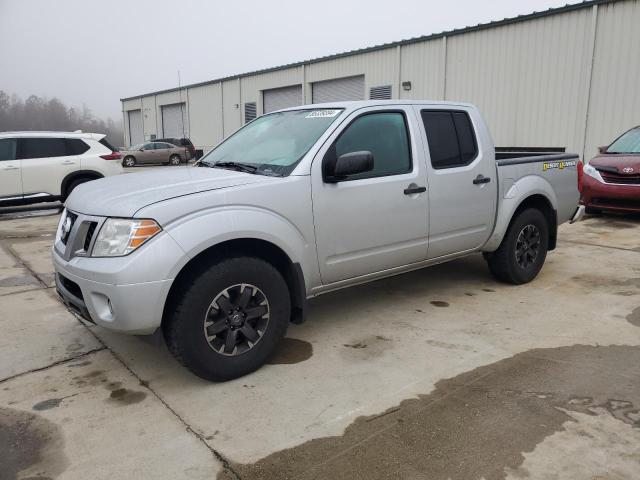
left=0, top=206, right=639, bottom=480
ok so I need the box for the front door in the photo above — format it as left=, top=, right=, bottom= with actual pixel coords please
left=311, top=107, right=429, bottom=285
left=0, top=138, right=22, bottom=198
left=416, top=107, right=497, bottom=259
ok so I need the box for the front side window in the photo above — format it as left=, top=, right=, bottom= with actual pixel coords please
left=607, top=127, right=640, bottom=154
left=19, top=138, right=67, bottom=159
left=327, top=111, right=412, bottom=180
left=200, top=108, right=343, bottom=176
left=0, top=138, right=17, bottom=161
left=143, top=143, right=156, bottom=150
left=421, top=110, right=478, bottom=169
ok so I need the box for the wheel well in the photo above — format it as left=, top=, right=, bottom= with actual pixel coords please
left=61, top=170, right=103, bottom=198
left=513, top=194, right=558, bottom=250
left=163, top=238, right=307, bottom=328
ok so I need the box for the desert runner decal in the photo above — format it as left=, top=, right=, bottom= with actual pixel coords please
left=543, top=160, right=577, bottom=171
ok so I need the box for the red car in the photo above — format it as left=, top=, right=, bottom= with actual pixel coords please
left=580, top=126, right=640, bottom=213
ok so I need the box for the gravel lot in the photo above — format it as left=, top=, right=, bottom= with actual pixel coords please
left=1, top=199, right=639, bottom=479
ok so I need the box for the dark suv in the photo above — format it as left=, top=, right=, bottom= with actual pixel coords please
left=154, top=138, right=196, bottom=160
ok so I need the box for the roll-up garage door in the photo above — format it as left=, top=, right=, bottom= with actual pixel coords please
left=312, top=75, right=365, bottom=103
left=128, top=110, right=143, bottom=146
left=161, top=103, right=189, bottom=138
left=263, top=85, right=303, bottom=113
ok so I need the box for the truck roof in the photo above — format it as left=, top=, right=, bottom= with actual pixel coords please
left=278, top=99, right=475, bottom=113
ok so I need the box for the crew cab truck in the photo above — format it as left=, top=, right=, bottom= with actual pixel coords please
left=53, top=101, right=582, bottom=381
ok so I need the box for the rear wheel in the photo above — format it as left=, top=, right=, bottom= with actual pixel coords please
left=169, top=154, right=181, bottom=166
left=485, top=208, right=549, bottom=285
left=123, top=156, right=136, bottom=167
left=163, top=256, right=290, bottom=381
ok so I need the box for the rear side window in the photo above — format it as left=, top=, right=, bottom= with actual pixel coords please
left=421, top=110, right=478, bottom=169
left=19, top=138, right=67, bottom=159
left=65, top=139, right=90, bottom=155
left=331, top=112, right=412, bottom=180
left=99, top=138, right=118, bottom=151
left=0, top=138, right=17, bottom=161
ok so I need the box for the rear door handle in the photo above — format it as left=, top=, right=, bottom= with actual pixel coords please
left=3, top=165, right=19, bottom=170
left=473, top=175, right=491, bottom=185
left=404, top=185, right=427, bottom=195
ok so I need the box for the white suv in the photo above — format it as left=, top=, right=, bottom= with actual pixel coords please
left=0, top=131, right=123, bottom=206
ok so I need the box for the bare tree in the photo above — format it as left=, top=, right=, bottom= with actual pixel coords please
left=0, top=91, right=123, bottom=146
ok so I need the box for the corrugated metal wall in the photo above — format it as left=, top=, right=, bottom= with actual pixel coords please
left=122, top=0, right=640, bottom=159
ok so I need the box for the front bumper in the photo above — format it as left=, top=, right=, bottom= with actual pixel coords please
left=52, top=226, right=187, bottom=334
left=581, top=175, right=640, bottom=213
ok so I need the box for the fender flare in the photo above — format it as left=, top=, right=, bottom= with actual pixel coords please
left=61, top=170, right=103, bottom=198
left=483, top=175, right=558, bottom=252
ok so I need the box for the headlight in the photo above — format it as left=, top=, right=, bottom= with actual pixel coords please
left=55, top=208, right=68, bottom=244
left=583, top=163, right=603, bottom=183
left=92, top=218, right=161, bottom=257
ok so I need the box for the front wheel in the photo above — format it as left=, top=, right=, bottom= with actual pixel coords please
left=484, top=208, right=549, bottom=285
left=163, top=256, right=290, bottom=381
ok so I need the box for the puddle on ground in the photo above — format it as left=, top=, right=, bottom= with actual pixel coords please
left=108, top=388, right=147, bottom=405
left=571, top=274, right=640, bottom=294
left=219, top=345, right=640, bottom=480
left=628, top=307, right=640, bottom=327
left=585, top=217, right=638, bottom=230
left=71, top=368, right=147, bottom=406
left=267, top=338, right=313, bottom=365
left=0, top=407, right=68, bottom=479
left=0, top=275, right=40, bottom=288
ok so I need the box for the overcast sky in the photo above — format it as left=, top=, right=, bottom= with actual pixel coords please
left=0, top=0, right=583, bottom=120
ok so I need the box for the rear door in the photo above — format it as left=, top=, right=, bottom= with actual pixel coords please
left=0, top=138, right=22, bottom=198
left=311, top=106, right=429, bottom=284
left=19, top=137, right=76, bottom=197
left=416, top=107, right=497, bottom=258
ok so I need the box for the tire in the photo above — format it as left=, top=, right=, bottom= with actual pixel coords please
left=123, top=156, right=136, bottom=167
left=169, top=154, right=181, bottom=166
left=63, top=177, right=92, bottom=201
left=163, top=256, right=291, bottom=381
left=585, top=207, right=602, bottom=215
left=485, top=208, right=549, bottom=285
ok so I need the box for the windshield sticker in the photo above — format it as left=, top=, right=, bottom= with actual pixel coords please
left=305, top=110, right=341, bottom=119
left=543, top=160, right=576, bottom=171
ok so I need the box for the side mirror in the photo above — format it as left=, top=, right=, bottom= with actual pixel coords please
left=597, top=145, right=608, bottom=154
left=324, top=151, right=374, bottom=182
left=139, top=147, right=145, bottom=151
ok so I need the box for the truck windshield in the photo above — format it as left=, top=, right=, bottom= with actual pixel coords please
left=607, top=127, right=640, bottom=154
left=199, top=109, right=344, bottom=176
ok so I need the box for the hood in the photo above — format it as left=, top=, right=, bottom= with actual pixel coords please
left=66, top=167, right=269, bottom=217
left=590, top=153, right=640, bottom=174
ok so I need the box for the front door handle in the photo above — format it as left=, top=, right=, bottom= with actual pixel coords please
left=62, top=160, right=75, bottom=165
left=3, top=165, right=19, bottom=170
left=404, top=185, right=427, bottom=195
left=473, top=175, right=491, bottom=185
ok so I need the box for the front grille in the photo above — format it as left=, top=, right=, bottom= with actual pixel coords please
left=592, top=197, right=640, bottom=209
left=58, top=274, right=84, bottom=300
left=61, top=211, right=77, bottom=245
left=599, top=170, right=640, bottom=185
left=83, top=222, right=97, bottom=252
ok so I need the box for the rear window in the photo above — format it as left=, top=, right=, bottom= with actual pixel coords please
left=19, top=138, right=67, bottom=159
left=66, top=139, right=90, bottom=155
left=99, top=138, right=118, bottom=151
left=421, top=110, right=478, bottom=169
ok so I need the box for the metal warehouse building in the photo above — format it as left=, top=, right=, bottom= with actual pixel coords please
left=121, top=0, right=639, bottom=160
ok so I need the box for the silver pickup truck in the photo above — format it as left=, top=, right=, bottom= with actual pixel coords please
left=53, top=100, right=583, bottom=380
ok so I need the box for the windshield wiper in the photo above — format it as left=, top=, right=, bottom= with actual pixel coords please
left=209, top=161, right=258, bottom=174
